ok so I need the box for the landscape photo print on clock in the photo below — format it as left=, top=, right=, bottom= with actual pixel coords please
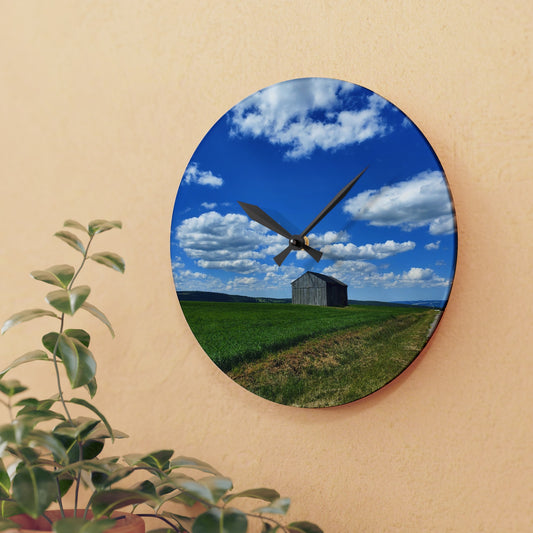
left=170, top=77, right=457, bottom=408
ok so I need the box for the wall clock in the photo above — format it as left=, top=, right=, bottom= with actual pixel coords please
left=170, top=77, right=457, bottom=408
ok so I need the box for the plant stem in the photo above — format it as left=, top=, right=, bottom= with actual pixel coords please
left=55, top=474, right=66, bottom=518
left=74, top=442, right=83, bottom=515
left=52, top=234, right=95, bottom=514
left=51, top=314, right=73, bottom=425
left=135, top=513, right=184, bottom=532
left=0, top=399, right=13, bottom=422
left=68, top=235, right=94, bottom=290
left=244, top=512, right=290, bottom=533
left=82, top=493, right=95, bottom=520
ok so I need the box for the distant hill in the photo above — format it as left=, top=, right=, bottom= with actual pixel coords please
left=176, top=291, right=444, bottom=308
left=177, top=291, right=291, bottom=304
left=392, top=300, right=446, bottom=309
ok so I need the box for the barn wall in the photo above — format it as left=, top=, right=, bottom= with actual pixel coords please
left=292, top=286, right=327, bottom=306
left=327, top=284, right=348, bottom=307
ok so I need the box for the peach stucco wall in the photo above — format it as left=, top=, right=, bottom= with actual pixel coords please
left=1, top=2, right=531, bottom=531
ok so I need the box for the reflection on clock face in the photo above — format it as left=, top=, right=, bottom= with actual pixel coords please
left=170, top=78, right=457, bottom=408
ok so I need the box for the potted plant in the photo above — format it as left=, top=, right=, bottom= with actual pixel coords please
left=0, top=219, right=323, bottom=533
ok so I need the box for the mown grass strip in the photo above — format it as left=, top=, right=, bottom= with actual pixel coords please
left=228, top=308, right=437, bottom=407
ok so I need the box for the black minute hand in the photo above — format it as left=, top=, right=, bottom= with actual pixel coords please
left=300, top=167, right=367, bottom=238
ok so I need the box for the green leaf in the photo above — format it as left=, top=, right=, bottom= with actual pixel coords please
left=0, top=379, right=27, bottom=397
left=28, top=430, right=68, bottom=463
left=124, top=450, right=173, bottom=471
left=254, top=497, right=291, bottom=515
left=57, top=335, right=96, bottom=388
left=171, top=479, right=214, bottom=505
left=12, top=465, right=56, bottom=518
left=287, top=522, right=324, bottom=533
left=223, top=487, right=280, bottom=504
left=30, top=264, right=75, bottom=289
left=90, top=252, right=125, bottom=274
left=42, top=329, right=90, bottom=357
left=200, top=476, right=233, bottom=503
left=1, top=309, right=59, bottom=335
left=55, top=230, right=86, bottom=254
left=0, top=461, right=10, bottom=499
left=134, top=480, right=158, bottom=499
left=88, top=220, right=122, bottom=236
left=68, top=399, right=115, bottom=442
left=17, top=447, right=40, bottom=463
left=42, top=332, right=60, bottom=354
left=170, top=456, right=222, bottom=476
left=85, top=377, right=98, bottom=398
left=15, top=397, right=58, bottom=412
left=16, top=408, right=66, bottom=426
left=0, top=420, right=31, bottom=444
left=46, top=286, right=91, bottom=316
left=80, top=302, right=115, bottom=337
left=91, top=489, right=153, bottom=518
left=90, top=463, right=134, bottom=490
left=63, top=219, right=89, bottom=234
left=0, top=350, right=51, bottom=379
left=55, top=431, right=105, bottom=464
left=53, top=517, right=116, bottom=533
left=192, top=508, right=247, bottom=533
left=54, top=417, right=101, bottom=440
left=0, top=500, right=23, bottom=520
left=0, top=519, right=19, bottom=531
left=65, top=329, right=91, bottom=347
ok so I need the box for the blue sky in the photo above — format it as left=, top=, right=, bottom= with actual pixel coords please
left=170, top=78, right=457, bottom=302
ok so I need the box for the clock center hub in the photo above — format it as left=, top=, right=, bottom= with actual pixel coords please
left=290, top=235, right=309, bottom=249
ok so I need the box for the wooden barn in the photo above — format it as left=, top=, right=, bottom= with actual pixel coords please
left=291, top=271, right=348, bottom=307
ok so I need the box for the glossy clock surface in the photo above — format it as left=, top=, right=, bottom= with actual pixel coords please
left=170, top=78, right=457, bottom=408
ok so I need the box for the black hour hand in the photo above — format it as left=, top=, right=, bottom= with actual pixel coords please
left=238, top=201, right=292, bottom=239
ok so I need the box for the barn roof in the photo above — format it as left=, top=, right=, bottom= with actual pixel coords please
left=291, top=271, right=347, bottom=287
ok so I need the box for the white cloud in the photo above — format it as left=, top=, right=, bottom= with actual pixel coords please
left=176, top=211, right=266, bottom=265
left=343, top=170, right=455, bottom=235
left=229, top=78, right=390, bottom=158
left=174, top=268, right=210, bottom=289
left=308, top=230, right=350, bottom=246
left=171, top=257, right=185, bottom=270
left=429, top=215, right=455, bottom=235
left=323, top=261, right=448, bottom=289
left=425, top=241, right=441, bottom=251
left=197, top=259, right=262, bottom=274
left=401, top=267, right=434, bottom=281
left=201, top=202, right=217, bottom=209
left=321, top=239, right=416, bottom=261
left=175, top=271, right=227, bottom=293
left=183, top=162, right=223, bottom=188
left=175, top=210, right=294, bottom=275
left=177, top=211, right=357, bottom=273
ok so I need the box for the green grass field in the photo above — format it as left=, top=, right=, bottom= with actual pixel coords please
left=180, top=301, right=438, bottom=407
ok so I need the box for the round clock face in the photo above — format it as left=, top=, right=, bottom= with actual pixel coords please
left=171, top=78, right=457, bottom=408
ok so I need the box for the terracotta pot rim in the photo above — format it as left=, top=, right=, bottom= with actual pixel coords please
left=9, top=509, right=145, bottom=532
